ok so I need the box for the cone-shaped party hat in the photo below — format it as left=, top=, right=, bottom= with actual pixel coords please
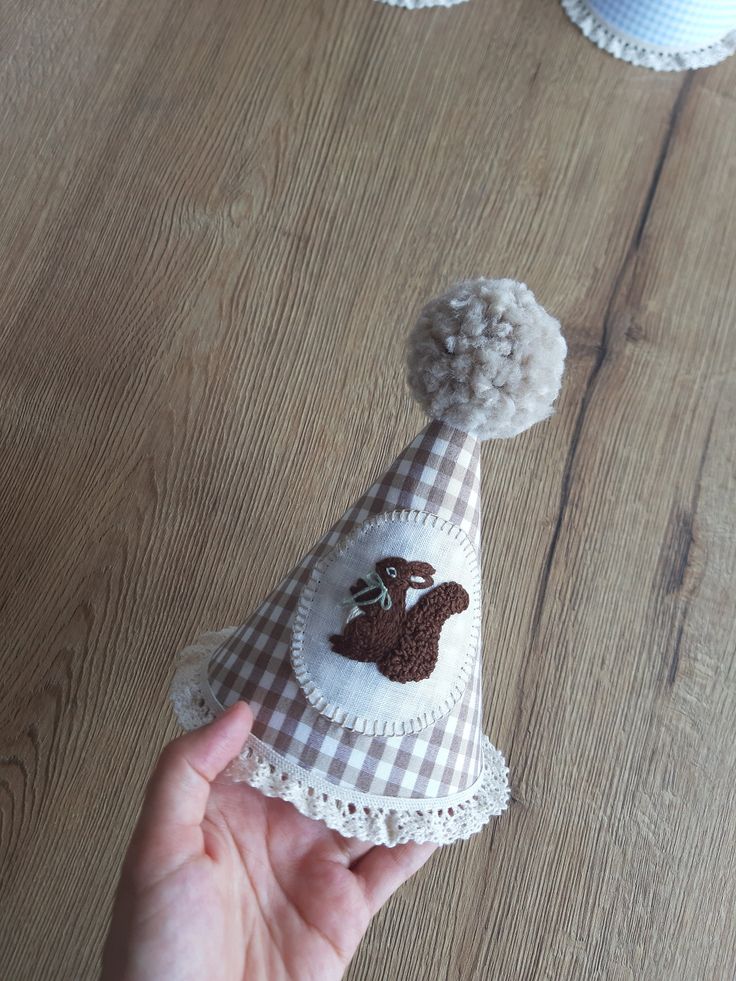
left=171, top=279, right=566, bottom=846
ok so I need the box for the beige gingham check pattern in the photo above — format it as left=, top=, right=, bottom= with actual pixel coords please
left=207, top=421, right=487, bottom=799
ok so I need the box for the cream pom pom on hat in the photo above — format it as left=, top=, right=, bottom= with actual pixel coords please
left=171, top=279, right=566, bottom=846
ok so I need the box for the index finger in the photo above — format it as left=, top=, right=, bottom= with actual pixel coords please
left=351, top=841, right=438, bottom=914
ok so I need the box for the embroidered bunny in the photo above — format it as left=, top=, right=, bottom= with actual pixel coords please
left=329, top=556, right=469, bottom=682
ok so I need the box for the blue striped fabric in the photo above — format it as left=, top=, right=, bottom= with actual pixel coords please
left=588, top=0, right=736, bottom=49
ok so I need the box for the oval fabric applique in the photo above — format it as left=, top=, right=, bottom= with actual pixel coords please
left=291, top=510, right=481, bottom=735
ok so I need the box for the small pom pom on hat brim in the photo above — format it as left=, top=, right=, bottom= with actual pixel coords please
left=406, top=278, right=567, bottom=440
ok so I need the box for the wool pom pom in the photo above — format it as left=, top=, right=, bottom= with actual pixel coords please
left=406, top=278, right=567, bottom=440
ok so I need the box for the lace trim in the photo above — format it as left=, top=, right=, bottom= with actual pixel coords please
left=170, top=629, right=510, bottom=846
left=375, top=0, right=468, bottom=8
left=561, top=0, right=736, bottom=71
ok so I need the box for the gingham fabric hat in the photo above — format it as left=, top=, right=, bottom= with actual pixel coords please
left=562, top=0, right=736, bottom=70
left=171, top=279, right=566, bottom=846
left=376, top=0, right=736, bottom=72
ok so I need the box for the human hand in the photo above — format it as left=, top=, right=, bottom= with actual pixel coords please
left=102, top=702, right=436, bottom=981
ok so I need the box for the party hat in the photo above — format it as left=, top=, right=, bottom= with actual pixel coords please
left=171, top=279, right=566, bottom=846
left=562, top=0, right=736, bottom=71
left=376, top=1, right=468, bottom=9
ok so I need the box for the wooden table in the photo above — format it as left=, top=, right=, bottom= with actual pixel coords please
left=2, top=1, right=735, bottom=978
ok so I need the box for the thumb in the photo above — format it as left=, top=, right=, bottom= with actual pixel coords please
left=130, top=701, right=253, bottom=870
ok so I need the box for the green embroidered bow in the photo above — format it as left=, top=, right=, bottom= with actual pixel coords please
left=342, top=571, right=392, bottom=611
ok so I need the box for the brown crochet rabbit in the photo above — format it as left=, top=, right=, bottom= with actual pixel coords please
left=329, top=556, right=469, bottom=683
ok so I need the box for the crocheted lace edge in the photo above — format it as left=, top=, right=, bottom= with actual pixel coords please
left=169, top=629, right=510, bottom=846
left=375, top=0, right=468, bottom=8
left=561, top=0, right=736, bottom=71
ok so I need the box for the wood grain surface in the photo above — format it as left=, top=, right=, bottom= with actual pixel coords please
left=1, top=1, right=735, bottom=978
